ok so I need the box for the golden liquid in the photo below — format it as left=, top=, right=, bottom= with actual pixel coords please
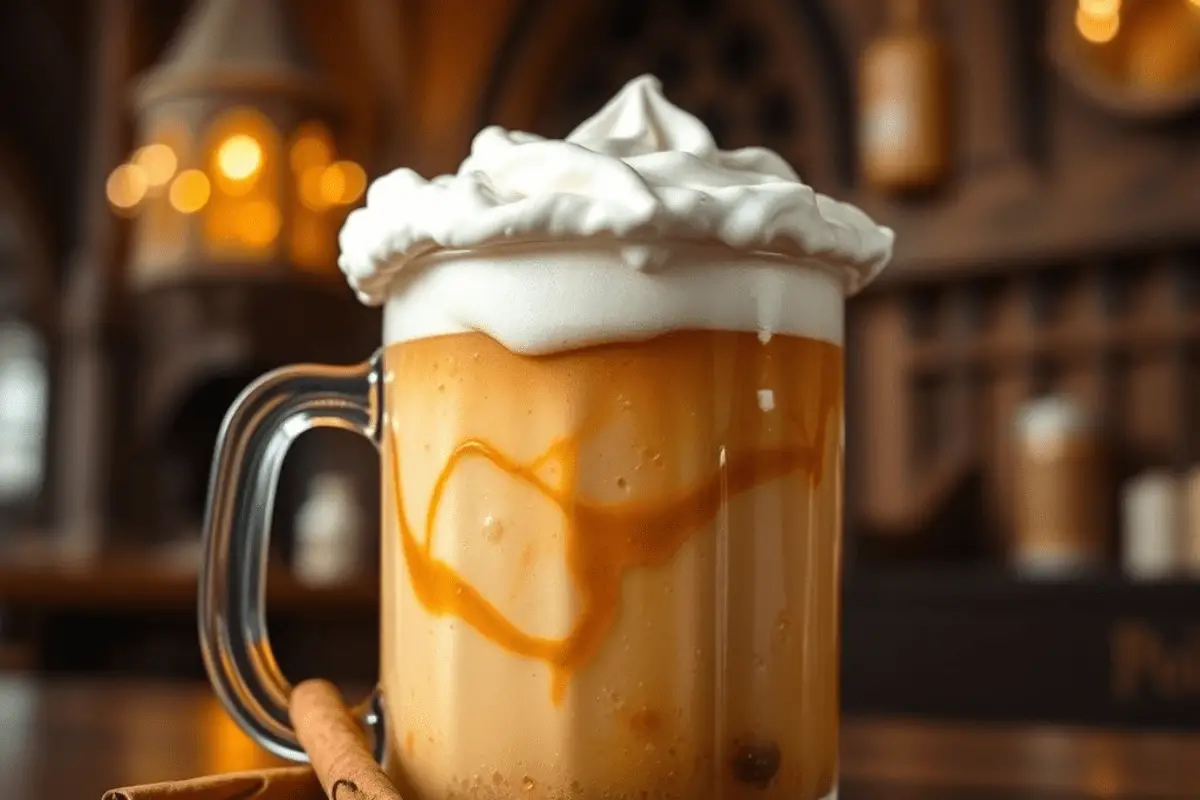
left=381, top=330, right=842, bottom=800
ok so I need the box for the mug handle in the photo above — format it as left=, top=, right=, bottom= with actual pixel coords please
left=199, top=351, right=386, bottom=763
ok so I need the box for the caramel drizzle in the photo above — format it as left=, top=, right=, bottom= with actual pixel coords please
left=386, top=411, right=829, bottom=704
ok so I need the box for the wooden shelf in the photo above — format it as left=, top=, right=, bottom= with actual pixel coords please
left=906, top=316, right=1200, bottom=374
left=846, top=565, right=1200, bottom=607
left=0, top=547, right=377, bottom=613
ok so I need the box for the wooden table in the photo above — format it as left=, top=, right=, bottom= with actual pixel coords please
left=2, top=676, right=1198, bottom=800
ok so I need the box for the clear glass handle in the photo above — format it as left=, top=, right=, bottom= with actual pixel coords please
left=199, top=351, right=385, bottom=762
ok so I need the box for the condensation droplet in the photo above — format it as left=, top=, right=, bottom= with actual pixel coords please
left=492, top=771, right=504, bottom=785
left=616, top=476, right=629, bottom=491
left=437, top=383, right=446, bottom=392
left=651, top=452, right=663, bottom=467
left=522, top=776, right=535, bottom=791
left=482, top=514, right=504, bottom=542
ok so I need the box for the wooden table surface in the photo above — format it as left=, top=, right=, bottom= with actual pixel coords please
left=1, top=676, right=1198, bottom=800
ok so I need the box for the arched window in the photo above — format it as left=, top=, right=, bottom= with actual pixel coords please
left=289, top=121, right=338, bottom=273
left=478, top=0, right=857, bottom=190
left=132, top=118, right=189, bottom=277
left=0, top=152, right=52, bottom=527
left=202, top=107, right=283, bottom=262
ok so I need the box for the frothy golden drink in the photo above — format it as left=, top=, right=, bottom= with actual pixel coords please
left=335, top=75, right=891, bottom=800
left=381, top=328, right=842, bottom=799
left=198, top=74, right=891, bottom=800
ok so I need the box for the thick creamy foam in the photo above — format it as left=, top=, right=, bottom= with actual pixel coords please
left=340, top=74, right=892, bottom=353
left=382, top=243, right=844, bottom=354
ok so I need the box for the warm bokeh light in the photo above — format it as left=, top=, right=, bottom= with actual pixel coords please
left=1076, top=5, right=1121, bottom=44
left=200, top=700, right=261, bottom=777
left=132, top=143, right=178, bottom=188
left=1123, top=0, right=1200, bottom=91
left=216, top=134, right=263, bottom=181
left=1079, top=0, right=1121, bottom=18
left=315, top=162, right=367, bottom=206
left=239, top=200, right=282, bottom=248
left=290, top=128, right=333, bottom=172
left=169, top=169, right=211, bottom=213
left=332, top=161, right=367, bottom=204
left=317, top=166, right=345, bottom=207
left=298, top=165, right=329, bottom=211
left=106, top=163, right=148, bottom=210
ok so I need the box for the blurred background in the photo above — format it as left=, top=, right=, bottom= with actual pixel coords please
left=0, top=0, right=1198, bottom=735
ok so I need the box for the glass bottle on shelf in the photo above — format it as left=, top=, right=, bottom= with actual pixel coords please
left=858, top=0, right=951, bottom=194
left=1012, top=396, right=1108, bottom=578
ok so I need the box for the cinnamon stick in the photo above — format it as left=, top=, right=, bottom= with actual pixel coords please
left=289, top=679, right=402, bottom=800
left=102, top=766, right=321, bottom=800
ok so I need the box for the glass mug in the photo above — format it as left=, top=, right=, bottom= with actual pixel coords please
left=200, top=247, right=846, bottom=800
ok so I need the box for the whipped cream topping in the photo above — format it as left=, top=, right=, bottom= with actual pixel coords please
left=339, top=75, right=893, bottom=353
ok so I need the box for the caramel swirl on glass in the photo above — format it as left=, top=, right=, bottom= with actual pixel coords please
left=381, top=329, right=842, bottom=800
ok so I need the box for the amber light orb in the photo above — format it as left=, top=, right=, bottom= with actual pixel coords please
left=1054, top=0, right=1200, bottom=119
left=107, top=109, right=367, bottom=278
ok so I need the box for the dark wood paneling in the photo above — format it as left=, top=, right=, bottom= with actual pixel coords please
left=844, top=569, right=1200, bottom=730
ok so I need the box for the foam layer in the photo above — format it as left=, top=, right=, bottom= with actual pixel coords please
left=342, top=74, right=893, bottom=353
left=383, top=243, right=844, bottom=352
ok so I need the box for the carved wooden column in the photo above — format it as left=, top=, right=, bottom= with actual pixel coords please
left=54, top=0, right=137, bottom=559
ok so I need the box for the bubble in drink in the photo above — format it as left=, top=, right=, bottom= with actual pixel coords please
left=732, top=741, right=782, bottom=789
